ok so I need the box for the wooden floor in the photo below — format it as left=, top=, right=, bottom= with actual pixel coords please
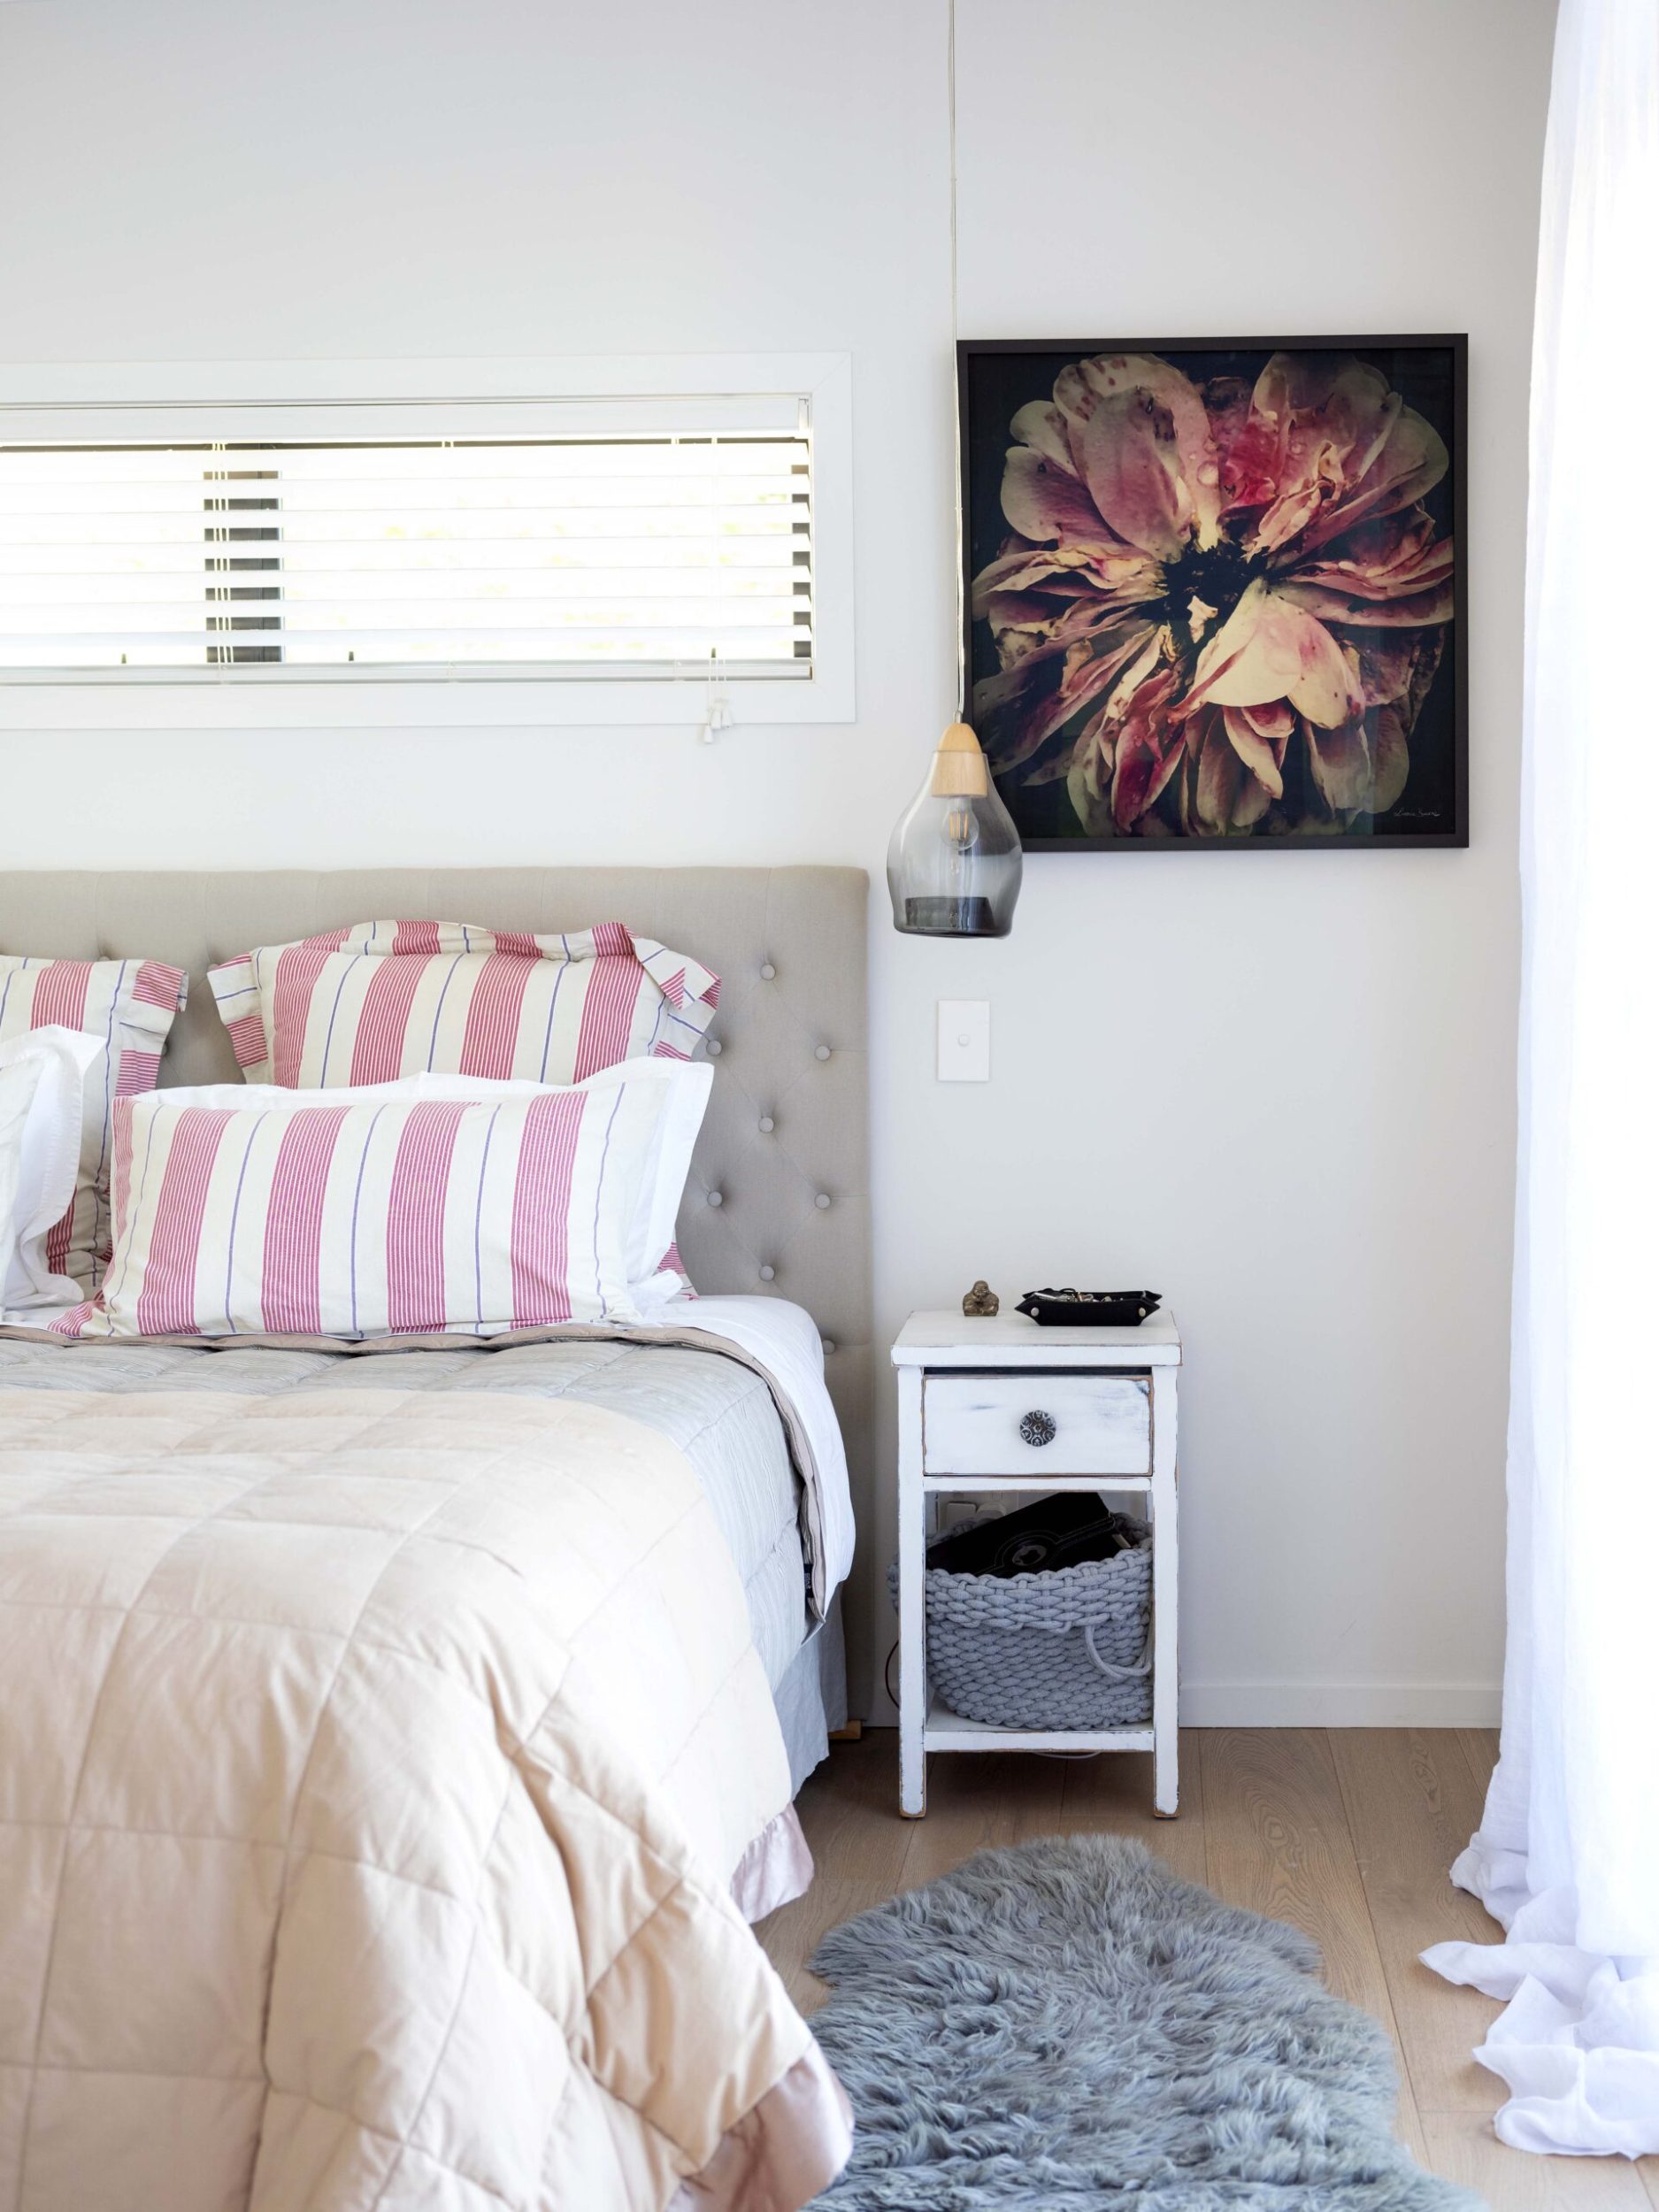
left=758, top=1729, right=1659, bottom=2210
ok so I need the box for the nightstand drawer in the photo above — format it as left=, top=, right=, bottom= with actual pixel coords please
left=922, top=1371, right=1151, bottom=1476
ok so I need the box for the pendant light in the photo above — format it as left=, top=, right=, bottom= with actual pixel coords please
left=887, top=721, right=1022, bottom=937
left=887, top=0, right=1022, bottom=940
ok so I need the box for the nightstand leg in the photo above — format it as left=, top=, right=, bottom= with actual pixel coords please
left=1150, top=1370, right=1179, bottom=1818
left=896, top=1365, right=927, bottom=1817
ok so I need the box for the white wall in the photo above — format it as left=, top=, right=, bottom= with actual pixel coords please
left=0, top=0, right=1557, bottom=1722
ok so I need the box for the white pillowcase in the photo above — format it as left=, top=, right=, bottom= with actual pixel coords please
left=0, top=1027, right=106, bottom=1314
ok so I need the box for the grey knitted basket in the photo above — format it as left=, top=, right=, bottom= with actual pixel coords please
left=887, top=1515, right=1153, bottom=1730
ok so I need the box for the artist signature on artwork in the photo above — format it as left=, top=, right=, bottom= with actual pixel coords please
left=1389, top=810, right=1443, bottom=821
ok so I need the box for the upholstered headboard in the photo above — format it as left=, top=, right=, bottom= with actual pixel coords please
left=0, top=864, right=873, bottom=1544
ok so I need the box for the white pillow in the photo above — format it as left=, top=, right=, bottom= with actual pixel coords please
left=411, top=1057, right=712, bottom=1305
left=0, top=1027, right=106, bottom=1313
left=0, top=1062, right=42, bottom=1306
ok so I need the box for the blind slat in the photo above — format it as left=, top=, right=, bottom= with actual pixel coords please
left=0, top=554, right=806, bottom=580
left=0, top=522, right=804, bottom=551
left=0, top=576, right=809, bottom=604
left=0, top=635, right=808, bottom=664
left=1, top=599, right=806, bottom=634
left=0, top=485, right=808, bottom=518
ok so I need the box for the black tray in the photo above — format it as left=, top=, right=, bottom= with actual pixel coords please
left=1016, top=1288, right=1161, bottom=1327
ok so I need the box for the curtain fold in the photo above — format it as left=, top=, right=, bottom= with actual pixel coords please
left=1420, top=0, right=1659, bottom=2160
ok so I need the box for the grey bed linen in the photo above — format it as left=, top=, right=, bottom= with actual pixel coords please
left=0, top=1333, right=835, bottom=1780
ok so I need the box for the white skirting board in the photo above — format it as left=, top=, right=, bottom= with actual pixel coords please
left=1177, top=1681, right=1502, bottom=1728
left=859, top=1681, right=1502, bottom=1730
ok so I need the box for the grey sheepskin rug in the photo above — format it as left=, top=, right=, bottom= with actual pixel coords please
left=807, top=1835, right=1480, bottom=2209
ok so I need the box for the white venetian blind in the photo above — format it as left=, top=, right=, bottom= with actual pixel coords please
left=0, top=408, right=813, bottom=679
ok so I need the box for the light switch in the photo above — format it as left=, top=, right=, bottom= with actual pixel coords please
left=937, top=998, right=991, bottom=1082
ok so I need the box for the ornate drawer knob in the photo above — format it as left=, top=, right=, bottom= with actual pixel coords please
left=1019, top=1410, right=1056, bottom=1448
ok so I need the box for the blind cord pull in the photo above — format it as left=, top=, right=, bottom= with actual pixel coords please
left=699, top=645, right=732, bottom=745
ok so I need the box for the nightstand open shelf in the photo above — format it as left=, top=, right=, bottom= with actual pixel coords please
left=924, top=1692, right=1155, bottom=1757
left=892, top=1308, right=1182, bottom=1821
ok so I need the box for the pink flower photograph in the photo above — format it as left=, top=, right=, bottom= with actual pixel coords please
left=963, top=338, right=1465, bottom=847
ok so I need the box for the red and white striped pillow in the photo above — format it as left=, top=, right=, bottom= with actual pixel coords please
left=51, top=1068, right=672, bottom=1342
left=207, top=920, right=718, bottom=1091
left=0, top=953, right=188, bottom=1294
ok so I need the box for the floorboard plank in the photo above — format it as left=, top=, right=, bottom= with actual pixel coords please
left=1057, top=1729, right=1208, bottom=1885
left=1330, top=1728, right=1508, bottom=2117
left=1456, top=1727, right=1501, bottom=1796
left=899, top=1747, right=1069, bottom=1889
left=754, top=1734, right=912, bottom=2014
left=1423, top=2112, right=1655, bottom=2209
left=1199, top=1728, right=1427, bottom=2162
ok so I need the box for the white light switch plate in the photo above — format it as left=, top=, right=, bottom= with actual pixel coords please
left=937, top=998, right=991, bottom=1082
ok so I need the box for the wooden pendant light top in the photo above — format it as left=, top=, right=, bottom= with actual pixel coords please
left=929, top=721, right=990, bottom=798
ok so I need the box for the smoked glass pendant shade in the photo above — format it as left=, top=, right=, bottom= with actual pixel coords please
left=887, top=721, right=1023, bottom=938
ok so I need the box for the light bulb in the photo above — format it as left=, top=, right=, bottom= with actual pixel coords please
left=943, top=803, right=979, bottom=904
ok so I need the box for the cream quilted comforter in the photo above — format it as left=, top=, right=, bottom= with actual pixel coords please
left=0, top=1383, right=851, bottom=2212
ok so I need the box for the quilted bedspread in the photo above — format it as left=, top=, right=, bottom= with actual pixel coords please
left=0, top=1383, right=851, bottom=2211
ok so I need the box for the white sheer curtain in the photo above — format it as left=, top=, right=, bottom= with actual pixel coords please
left=1420, top=0, right=1659, bottom=2160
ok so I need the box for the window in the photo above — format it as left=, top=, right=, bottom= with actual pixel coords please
left=1, top=416, right=810, bottom=679
left=0, top=357, right=852, bottom=726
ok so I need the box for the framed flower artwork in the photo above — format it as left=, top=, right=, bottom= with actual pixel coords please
left=960, top=336, right=1467, bottom=848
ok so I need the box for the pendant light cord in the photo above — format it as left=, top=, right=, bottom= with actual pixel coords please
left=948, top=0, right=966, bottom=722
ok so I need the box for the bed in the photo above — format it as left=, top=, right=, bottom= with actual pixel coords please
left=0, top=866, right=871, bottom=2212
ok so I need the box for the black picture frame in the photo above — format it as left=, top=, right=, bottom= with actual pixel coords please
left=958, top=335, right=1468, bottom=850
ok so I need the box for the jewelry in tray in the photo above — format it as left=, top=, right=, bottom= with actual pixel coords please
left=1014, top=1288, right=1161, bottom=1327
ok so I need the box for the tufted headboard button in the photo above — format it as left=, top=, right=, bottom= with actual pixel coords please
left=814, top=1192, right=832, bottom=1210
left=758, top=1264, right=775, bottom=1282
left=706, top=1189, right=724, bottom=1207
left=759, top=962, right=776, bottom=980
left=821, top=1339, right=836, bottom=1356
left=705, top=1038, right=723, bottom=1057
left=757, top=1115, right=774, bottom=1133
left=814, top=1044, right=831, bottom=1062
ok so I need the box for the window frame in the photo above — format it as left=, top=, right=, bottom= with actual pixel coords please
left=0, top=353, right=854, bottom=728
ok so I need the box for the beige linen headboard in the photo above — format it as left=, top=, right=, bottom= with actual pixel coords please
left=0, top=864, right=872, bottom=1552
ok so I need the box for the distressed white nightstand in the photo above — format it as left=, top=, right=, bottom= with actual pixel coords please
left=890, top=1308, right=1182, bottom=1820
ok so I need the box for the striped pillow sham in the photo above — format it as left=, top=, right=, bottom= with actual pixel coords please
left=51, top=1070, right=671, bottom=1342
left=0, top=953, right=188, bottom=1295
left=207, top=920, right=718, bottom=1092
left=405, top=1057, right=712, bottom=1303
